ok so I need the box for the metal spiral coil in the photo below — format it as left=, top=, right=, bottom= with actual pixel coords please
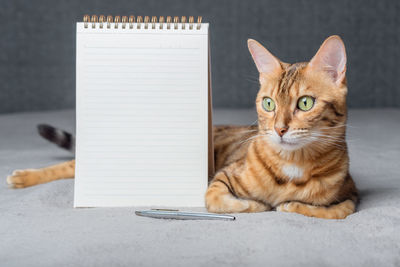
left=83, top=15, right=203, bottom=30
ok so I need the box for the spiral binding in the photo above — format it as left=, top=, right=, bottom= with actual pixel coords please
left=83, top=15, right=203, bottom=30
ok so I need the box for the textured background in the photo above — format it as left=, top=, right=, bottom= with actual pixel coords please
left=1, top=0, right=399, bottom=113
left=1, top=109, right=400, bottom=266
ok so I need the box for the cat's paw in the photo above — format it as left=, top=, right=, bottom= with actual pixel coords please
left=246, top=200, right=272, bottom=213
left=276, top=201, right=301, bottom=213
left=6, top=169, right=40, bottom=188
left=206, top=194, right=271, bottom=213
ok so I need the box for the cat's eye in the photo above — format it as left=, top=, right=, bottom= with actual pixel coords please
left=262, top=97, right=275, bottom=112
left=297, top=96, right=315, bottom=111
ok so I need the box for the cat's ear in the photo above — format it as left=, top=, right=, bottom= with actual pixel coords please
left=248, top=39, right=282, bottom=76
left=308, top=35, right=347, bottom=86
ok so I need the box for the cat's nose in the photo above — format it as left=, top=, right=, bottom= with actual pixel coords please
left=275, top=126, right=289, bottom=137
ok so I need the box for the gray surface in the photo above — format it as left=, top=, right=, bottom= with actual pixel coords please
left=1, top=109, right=400, bottom=266
left=1, top=0, right=400, bottom=114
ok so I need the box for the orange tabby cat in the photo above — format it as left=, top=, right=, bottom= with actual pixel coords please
left=6, top=35, right=357, bottom=219
left=207, top=35, right=357, bottom=219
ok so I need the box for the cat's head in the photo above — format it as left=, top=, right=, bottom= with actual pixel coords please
left=248, top=36, right=348, bottom=152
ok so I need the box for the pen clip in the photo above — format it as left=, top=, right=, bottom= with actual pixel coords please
left=151, top=208, right=179, bottom=212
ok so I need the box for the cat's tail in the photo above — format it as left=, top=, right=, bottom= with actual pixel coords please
left=37, top=124, right=75, bottom=152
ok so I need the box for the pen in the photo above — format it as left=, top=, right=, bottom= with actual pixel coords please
left=135, top=209, right=235, bottom=221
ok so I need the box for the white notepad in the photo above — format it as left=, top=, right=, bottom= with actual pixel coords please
left=74, top=16, right=213, bottom=207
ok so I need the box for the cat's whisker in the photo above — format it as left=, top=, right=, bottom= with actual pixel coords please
left=319, top=124, right=357, bottom=130
left=237, top=134, right=266, bottom=146
left=306, top=135, right=347, bottom=147
left=311, top=135, right=345, bottom=142
left=250, top=119, right=258, bottom=126
left=243, top=74, right=260, bottom=82
left=312, top=142, right=346, bottom=151
left=318, top=125, right=347, bottom=130
left=311, top=132, right=345, bottom=138
left=230, top=129, right=259, bottom=135
left=311, top=137, right=345, bottom=144
left=245, top=78, right=260, bottom=85
left=311, top=133, right=356, bottom=143
left=310, top=138, right=346, bottom=147
left=309, top=142, right=346, bottom=151
left=309, top=139, right=347, bottom=150
left=290, top=132, right=309, bottom=137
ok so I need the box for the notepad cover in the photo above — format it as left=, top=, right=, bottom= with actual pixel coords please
left=74, top=22, right=211, bottom=207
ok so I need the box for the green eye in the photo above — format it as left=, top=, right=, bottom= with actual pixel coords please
left=297, top=96, right=315, bottom=111
left=262, top=97, right=275, bottom=112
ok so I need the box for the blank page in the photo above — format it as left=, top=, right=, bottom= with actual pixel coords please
left=74, top=22, right=209, bottom=207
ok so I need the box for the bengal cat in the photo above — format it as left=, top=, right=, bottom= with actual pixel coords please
left=6, top=35, right=357, bottom=219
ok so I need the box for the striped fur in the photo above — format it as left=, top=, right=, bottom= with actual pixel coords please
left=206, top=36, right=358, bottom=219
left=6, top=36, right=358, bottom=219
left=37, top=124, right=75, bottom=152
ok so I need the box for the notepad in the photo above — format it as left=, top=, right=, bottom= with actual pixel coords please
left=74, top=15, right=213, bottom=207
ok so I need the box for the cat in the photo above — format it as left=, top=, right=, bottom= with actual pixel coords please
left=6, top=35, right=358, bottom=219
left=207, top=35, right=357, bottom=219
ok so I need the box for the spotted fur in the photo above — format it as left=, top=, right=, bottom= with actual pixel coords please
left=206, top=36, right=358, bottom=219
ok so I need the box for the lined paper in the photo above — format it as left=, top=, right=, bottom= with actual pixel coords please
left=74, top=23, right=209, bottom=207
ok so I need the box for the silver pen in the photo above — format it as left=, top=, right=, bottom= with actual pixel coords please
left=135, top=209, right=235, bottom=221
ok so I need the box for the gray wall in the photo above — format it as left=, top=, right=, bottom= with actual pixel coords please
left=1, top=0, right=399, bottom=113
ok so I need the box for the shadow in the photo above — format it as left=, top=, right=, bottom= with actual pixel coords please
left=356, top=187, right=399, bottom=211
left=51, top=156, right=75, bottom=161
